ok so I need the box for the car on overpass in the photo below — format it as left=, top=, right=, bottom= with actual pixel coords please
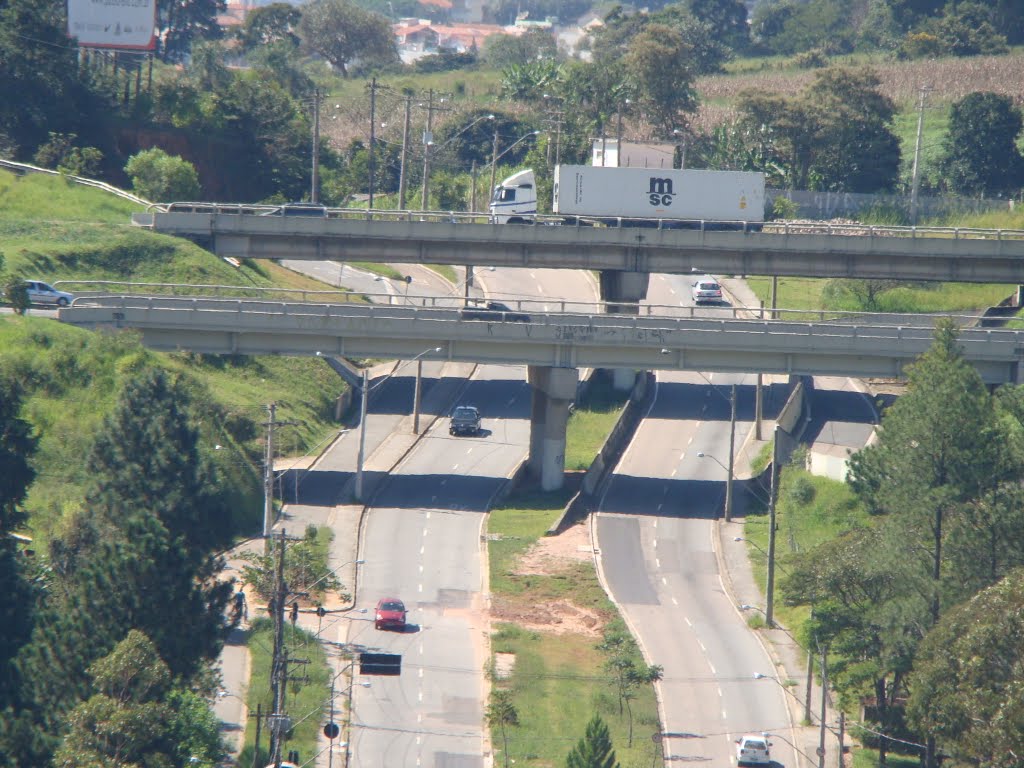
left=25, top=280, right=74, bottom=307
left=459, top=299, right=530, bottom=323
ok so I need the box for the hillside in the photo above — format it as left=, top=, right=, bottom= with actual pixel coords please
left=0, top=170, right=348, bottom=544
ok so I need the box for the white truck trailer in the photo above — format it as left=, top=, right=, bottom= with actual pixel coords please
left=489, top=164, right=765, bottom=228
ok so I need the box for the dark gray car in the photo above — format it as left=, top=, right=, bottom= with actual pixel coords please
left=449, top=405, right=481, bottom=436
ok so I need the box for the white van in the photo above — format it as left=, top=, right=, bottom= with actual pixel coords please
left=736, top=733, right=772, bottom=765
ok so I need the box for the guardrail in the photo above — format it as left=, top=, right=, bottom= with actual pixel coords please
left=65, top=292, right=1004, bottom=336
left=139, top=202, right=1024, bottom=241
left=0, top=158, right=151, bottom=206
left=53, top=281, right=1006, bottom=327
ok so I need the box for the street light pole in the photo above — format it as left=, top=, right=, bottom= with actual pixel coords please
left=413, top=359, right=423, bottom=434
left=355, top=369, right=369, bottom=502
left=766, top=425, right=779, bottom=628
left=726, top=384, right=736, bottom=522
left=489, top=129, right=500, bottom=204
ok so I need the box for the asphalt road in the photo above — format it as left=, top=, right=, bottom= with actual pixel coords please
left=340, top=266, right=597, bottom=768
left=595, top=272, right=797, bottom=767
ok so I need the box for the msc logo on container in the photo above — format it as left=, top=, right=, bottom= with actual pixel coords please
left=647, top=177, right=674, bottom=207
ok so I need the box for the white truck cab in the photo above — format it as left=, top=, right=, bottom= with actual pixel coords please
left=489, top=169, right=537, bottom=223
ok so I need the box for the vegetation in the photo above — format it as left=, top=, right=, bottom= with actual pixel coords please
left=768, top=321, right=1024, bottom=766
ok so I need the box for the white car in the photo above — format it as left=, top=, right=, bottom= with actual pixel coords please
left=736, top=734, right=772, bottom=765
left=25, top=280, right=73, bottom=307
left=691, top=276, right=723, bottom=305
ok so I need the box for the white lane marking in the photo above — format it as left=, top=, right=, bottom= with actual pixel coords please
left=420, top=546, right=425, bottom=555
left=419, top=564, right=424, bottom=573
left=419, top=691, right=423, bottom=702
left=426, top=511, right=431, bottom=519
left=536, top=283, right=543, bottom=293
left=418, top=583, right=423, bottom=593
left=652, top=538, right=658, bottom=548
left=718, top=687, right=723, bottom=698
left=453, top=464, right=459, bottom=471
left=709, top=662, right=716, bottom=674
left=653, top=519, right=658, bottom=528
left=698, top=640, right=707, bottom=652
left=661, top=576, right=667, bottom=585
left=467, top=447, right=474, bottom=454
left=671, top=597, right=678, bottom=605
left=685, top=617, right=693, bottom=627
left=671, top=468, right=678, bottom=477
left=419, top=667, right=424, bottom=677
left=656, top=559, right=661, bottom=568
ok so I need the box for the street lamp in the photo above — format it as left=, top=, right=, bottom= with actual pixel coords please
left=489, top=130, right=543, bottom=207
left=355, top=346, right=443, bottom=500
left=421, top=113, right=494, bottom=211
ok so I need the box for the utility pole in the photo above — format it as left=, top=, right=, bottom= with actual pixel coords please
left=489, top=130, right=500, bottom=203
left=419, top=89, right=449, bottom=211
left=910, top=86, right=930, bottom=225
left=766, top=425, right=779, bottom=628
left=755, top=373, right=763, bottom=441
left=355, top=369, right=369, bottom=501
left=269, top=530, right=288, bottom=767
left=311, top=88, right=322, bottom=204
left=399, top=94, right=411, bottom=210
left=726, top=384, right=736, bottom=522
left=817, top=646, right=828, bottom=768
left=263, top=403, right=277, bottom=548
left=470, top=159, right=478, bottom=212
left=368, top=77, right=377, bottom=210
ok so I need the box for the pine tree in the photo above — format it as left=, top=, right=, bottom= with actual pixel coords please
left=566, top=714, right=619, bottom=768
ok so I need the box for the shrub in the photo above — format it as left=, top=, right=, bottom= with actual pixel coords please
left=124, top=148, right=201, bottom=202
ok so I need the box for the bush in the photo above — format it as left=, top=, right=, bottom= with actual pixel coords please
left=792, top=48, right=829, bottom=69
left=124, top=148, right=201, bottom=202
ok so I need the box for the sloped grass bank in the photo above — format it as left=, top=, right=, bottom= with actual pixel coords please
left=0, top=316, right=342, bottom=543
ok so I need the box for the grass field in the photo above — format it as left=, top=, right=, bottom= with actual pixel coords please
left=488, top=490, right=662, bottom=768
left=484, top=377, right=655, bottom=768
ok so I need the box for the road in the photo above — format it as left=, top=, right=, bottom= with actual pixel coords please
left=326, top=264, right=597, bottom=767
left=596, top=272, right=796, bottom=767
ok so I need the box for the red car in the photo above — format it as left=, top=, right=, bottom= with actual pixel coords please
left=375, top=598, right=407, bottom=631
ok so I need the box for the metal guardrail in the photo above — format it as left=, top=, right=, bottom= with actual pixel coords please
left=66, top=292, right=1004, bottom=337
left=0, top=158, right=151, bottom=206
left=52, top=281, right=1002, bottom=325
left=140, top=202, right=1024, bottom=242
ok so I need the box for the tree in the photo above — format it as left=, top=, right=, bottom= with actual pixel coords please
left=623, top=24, right=698, bottom=135
left=0, top=0, right=100, bottom=159
left=751, top=0, right=856, bottom=56
left=298, top=0, right=399, bottom=76
left=0, top=377, right=37, bottom=708
left=940, top=92, right=1024, bottom=197
left=486, top=689, right=519, bottom=768
left=929, top=1, right=1008, bottom=57
left=124, top=148, right=201, bottom=202
left=566, top=714, right=619, bottom=768
left=483, top=27, right=560, bottom=68
left=687, top=0, right=749, bottom=53
left=2, top=276, right=29, bottom=316
left=907, top=568, right=1024, bottom=766
left=82, top=367, right=234, bottom=676
left=157, top=0, right=226, bottom=63
left=734, top=67, right=900, bottom=192
left=233, top=2, right=301, bottom=51
left=32, top=132, right=103, bottom=177
left=52, top=630, right=177, bottom=768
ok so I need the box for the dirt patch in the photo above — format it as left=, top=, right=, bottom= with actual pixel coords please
left=514, top=520, right=595, bottom=575
left=489, top=520, right=605, bottom=638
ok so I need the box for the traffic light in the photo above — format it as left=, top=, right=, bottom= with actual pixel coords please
left=359, top=652, right=401, bottom=675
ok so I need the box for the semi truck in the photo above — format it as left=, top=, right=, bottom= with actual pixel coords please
left=489, top=164, right=765, bottom=228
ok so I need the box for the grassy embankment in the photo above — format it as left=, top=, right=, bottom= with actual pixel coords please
left=486, top=374, right=663, bottom=768
left=0, top=169, right=347, bottom=543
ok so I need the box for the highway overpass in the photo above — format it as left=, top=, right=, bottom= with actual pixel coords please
left=132, top=206, right=1024, bottom=285
left=59, top=295, right=1024, bottom=489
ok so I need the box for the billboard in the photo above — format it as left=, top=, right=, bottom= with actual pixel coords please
left=67, top=0, right=157, bottom=50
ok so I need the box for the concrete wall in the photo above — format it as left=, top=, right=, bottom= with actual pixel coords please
left=548, top=370, right=657, bottom=535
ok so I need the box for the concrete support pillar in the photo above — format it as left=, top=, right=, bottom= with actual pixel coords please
left=527, top=366, right=579, bottom=491
left=599, top=270, right=650, bottom=390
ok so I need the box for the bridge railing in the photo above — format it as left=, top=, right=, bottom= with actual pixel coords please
left=141, top=202, right=1024, bottom=241
left=63, top=289, right=1004, bottom=333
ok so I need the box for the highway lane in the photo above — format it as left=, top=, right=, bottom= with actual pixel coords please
left=596, top=273, right=795, bottom=767
left=338, top=265, right=596, bottom=767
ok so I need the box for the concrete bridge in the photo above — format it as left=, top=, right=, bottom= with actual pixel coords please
left=59, top=295, right=1024, bottom=489
left=132, top=206, right=1024, bottom=316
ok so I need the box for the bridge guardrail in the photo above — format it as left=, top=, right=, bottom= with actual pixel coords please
left=56, top=282, right=1015, bottom=328
left=66, top=293, right=1014, bottom=344
left=139, top=202, right=1024, bottom=242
